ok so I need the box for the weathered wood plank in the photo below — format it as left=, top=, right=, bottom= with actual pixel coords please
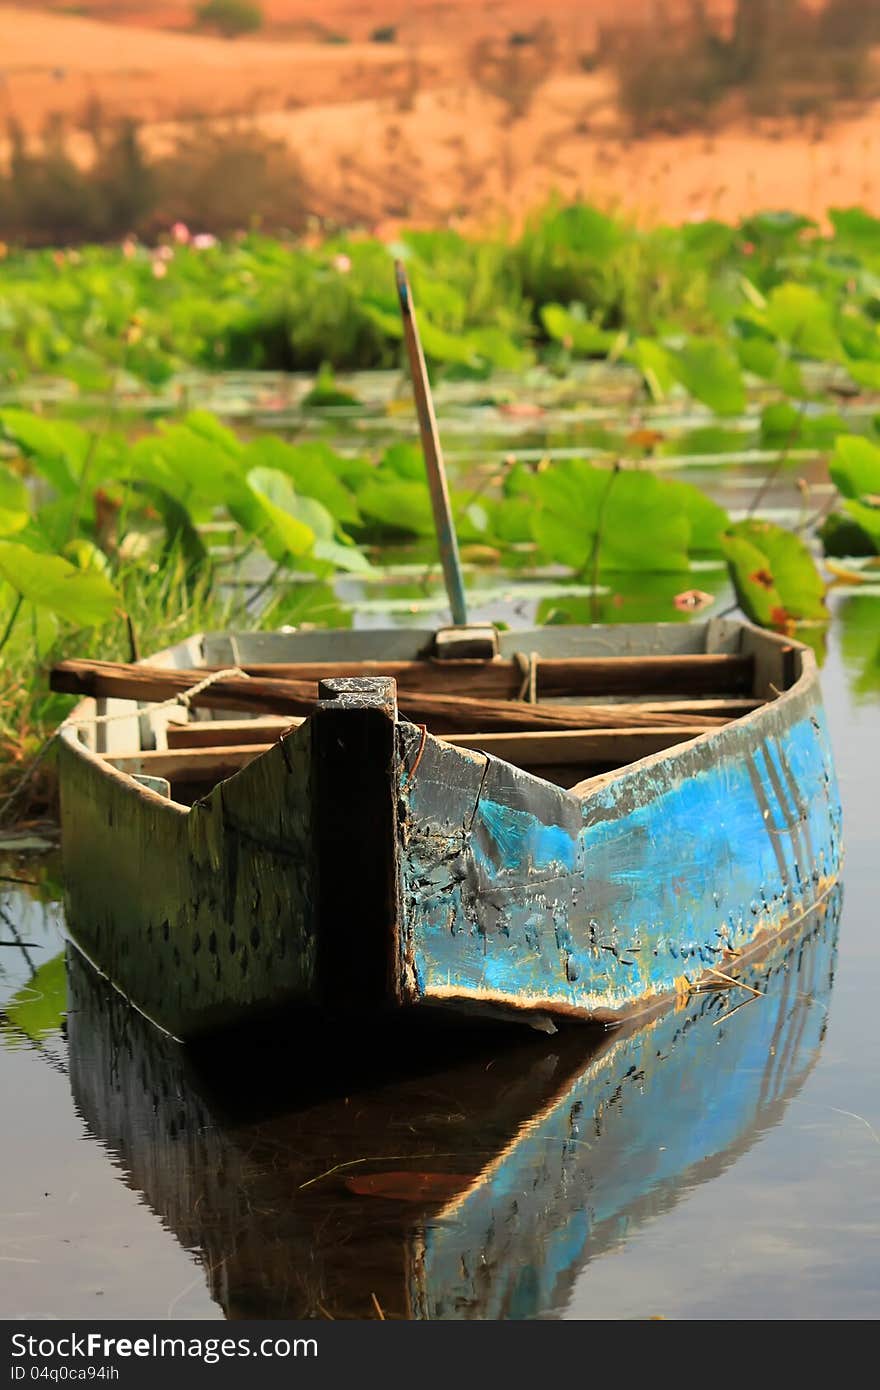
left=441, top=727, right=708, bottom=766
left=53, top=659, right=736, bottom=735
left=397, top=680, right=843, bottom=1022
left=312, top=676, right=409, bottom=1008
left=167, top=719, right=301, bottom=748
left=58, top=721, right=319, bottom=1040
left=236, top=652, right=755, bottom=698
left=54, top=653, right=756, bottom=714
left=114, top=725, right=711, bottom=780
left=165, top=698, right=762, bottom=750
left=109, top=745, right=275, bottom=782
left=52, top=659, right=319, bottom=717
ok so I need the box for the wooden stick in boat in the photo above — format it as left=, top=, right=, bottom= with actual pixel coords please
left=214, top=653, right=755, bottom=699
left=52, top=659, right=320, bottom=718
left=51, top=659, right=732, bottom=733
left=395, top=259, right=469, bottom=628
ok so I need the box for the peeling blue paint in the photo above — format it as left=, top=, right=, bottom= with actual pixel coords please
left=476, top=801, right=578, bottom=874
left=398, top=699, right=842, bottom=1016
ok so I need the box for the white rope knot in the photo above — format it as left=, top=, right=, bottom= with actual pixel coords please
left=513, top=650, right=539, bottom=703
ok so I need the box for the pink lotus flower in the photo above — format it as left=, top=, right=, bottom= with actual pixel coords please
left=171, top=221, right=190, bottom=244
left=121, top=236, right=138, bottom=259
left=152, top=260, right=168, bottom=279
left=673, top=589, right=715, bottom=613
left=332, top=253, right=352, bottom=274
left=156, top=245, right=174, bottom=262
left=192, top=233, right=218, bottom=250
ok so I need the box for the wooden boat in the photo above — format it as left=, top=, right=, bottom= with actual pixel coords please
left=52, top=614, right=842, bottom=1040
left=65, top=889, right=840, bottom=1318
left=50, top=268, right=843, bottom=1040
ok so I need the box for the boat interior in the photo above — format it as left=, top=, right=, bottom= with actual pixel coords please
left=56, top=618, right=802, bottom=805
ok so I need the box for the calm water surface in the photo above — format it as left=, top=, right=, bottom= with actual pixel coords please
left=0, top=392, right=878, bottom=1319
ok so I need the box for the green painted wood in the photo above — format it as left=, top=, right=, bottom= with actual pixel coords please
left=59, top=723, right=318, bottom=1039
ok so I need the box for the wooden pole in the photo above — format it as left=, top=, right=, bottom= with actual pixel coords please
left=51, top=658, right=743, bottom=734
left=395, top=259, right=469, bottom=627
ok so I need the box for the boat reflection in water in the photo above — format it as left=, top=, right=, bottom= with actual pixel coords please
left=67, top=889, right=841, bottom=1320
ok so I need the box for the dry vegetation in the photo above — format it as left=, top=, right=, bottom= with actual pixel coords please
left=602, top=0, right=880, bottom=135
left=1, top=1, right=879, bottom=241
left=0, top=109, right=312, bottom=243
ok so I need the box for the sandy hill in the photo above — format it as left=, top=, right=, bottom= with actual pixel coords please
left=0, top=1, right=877, bottom=229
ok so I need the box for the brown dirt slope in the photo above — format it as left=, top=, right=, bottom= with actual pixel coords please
left=0, top=2, right=877, bottom=228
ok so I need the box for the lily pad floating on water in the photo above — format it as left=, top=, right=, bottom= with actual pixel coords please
left=819, top=513, right=879, bottom=559
left=537, top=566, right=726, bottom=626
left=301, top=366, right=361, bottom=410
left=507, top=460, right=729, bottom=575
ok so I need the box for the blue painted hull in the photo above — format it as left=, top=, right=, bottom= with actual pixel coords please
left=58, top=619, right=842, bottom=1036
left=397, top=684, right=841, bottom=1022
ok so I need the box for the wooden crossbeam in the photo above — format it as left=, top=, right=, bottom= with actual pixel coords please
left=234, top=653, right=755, bottom=699
left=165, top=696, right=762, bottom=750
left=108, top=724, right=709, bottom=783
left=166, top=718, right=302, bottom=748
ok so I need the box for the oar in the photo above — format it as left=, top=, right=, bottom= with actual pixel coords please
left=395, top=259, right=469, bottom=628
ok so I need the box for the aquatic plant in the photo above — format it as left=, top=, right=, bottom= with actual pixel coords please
left=0, top=201, right=877, bottom=812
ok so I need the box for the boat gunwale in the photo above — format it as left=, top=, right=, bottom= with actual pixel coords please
left=56, top=618, right=815, bottom=810
left=567, top=623, right=815, bottom=799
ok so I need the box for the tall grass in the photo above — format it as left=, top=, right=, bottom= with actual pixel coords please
left=0, top=553, right=242, bottom=820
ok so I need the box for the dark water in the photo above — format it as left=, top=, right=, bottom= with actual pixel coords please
left=0, top=387, right=878, bottom=1318
left=1, top=590, right=877, bottom=1321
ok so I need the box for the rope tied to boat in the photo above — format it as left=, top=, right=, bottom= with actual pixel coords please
left=60, top=667, right=251, bottom=730
left=1, top=668, right=253, bottom=826
left=513, top=650, right=539, bottom=703
left=401, top=724, right=428, bottom=786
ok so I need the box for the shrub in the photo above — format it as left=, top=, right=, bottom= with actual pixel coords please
left=0, top=111, right=308, bottom=246
left=149, top=124, right=311, bottom=237
left=602, top=0, right=880, bottom=135
left=370, top=25, right=397, bottom=44
left=194, top=0, right=263, bottom=39
left=469, top=21, right=557, bottom=122
left=1, top=115, right=156, bottom=245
